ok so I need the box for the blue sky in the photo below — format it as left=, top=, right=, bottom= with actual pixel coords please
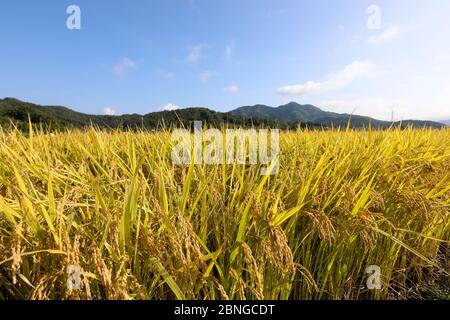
left=1, top=0, right=449, bottom=120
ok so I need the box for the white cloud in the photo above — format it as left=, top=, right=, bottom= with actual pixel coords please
left=368, top=25, right=401, bottom=45
left=188, top=0, right=196, bottom=8
left=187, top=45, right=206, bottom=63
left=317, top=98, right=450, bottom=121
left=352, top=34, right=362, bottom=43
left=162, top=72, right=175, bottom=80
left=103, top=107, right=117, bottom=116
left=162, top=104, right=180, bottom=111
left=199, top=70, right=214, bottom=82
left=112, top=58, right=137, bottom=76
left=277, top=60, right=376, bottom=96
left=224, top=85, right=240, bottom=94
left=225, top=46, right=232, bottom=62
left=225, top=40, right=235, bottom=62
left=160, top=103, right=211, bottom=111
left=317, top=99, right=397, bottom=121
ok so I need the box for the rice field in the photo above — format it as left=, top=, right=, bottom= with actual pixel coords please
left=0, top=126, right=449, bottom=300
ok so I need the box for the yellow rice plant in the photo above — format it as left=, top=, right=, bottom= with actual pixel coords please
left=0, top=125, right=448, bottom=299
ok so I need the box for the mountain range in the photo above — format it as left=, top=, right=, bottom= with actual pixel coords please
left=0, top=97, right=446, bottom=131
left=230, top=102, right=446, bottom=128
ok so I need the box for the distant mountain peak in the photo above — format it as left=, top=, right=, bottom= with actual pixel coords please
left=229, top=102, right=445, bottom=129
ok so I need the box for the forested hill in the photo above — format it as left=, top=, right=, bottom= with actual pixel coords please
left=0, top=98, right=293, bottom=130
left=230, top=102, right=446, bottom=129
left=0, top=97, right=446, bottom=131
